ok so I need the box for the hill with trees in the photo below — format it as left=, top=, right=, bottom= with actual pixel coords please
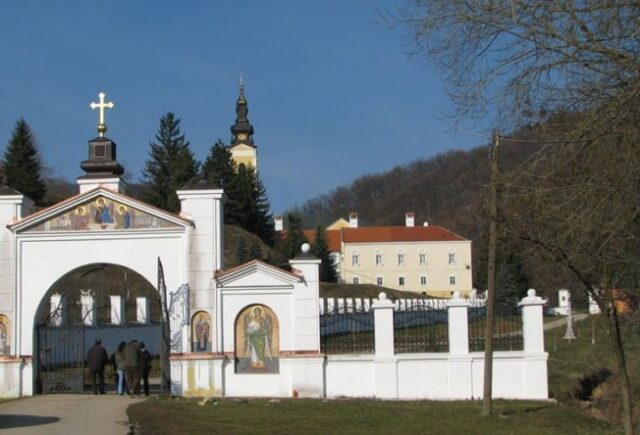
left=288, top=126, right=574, bottom=296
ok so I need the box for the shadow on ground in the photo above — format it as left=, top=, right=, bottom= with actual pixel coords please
left=0, top=415, right=60, bottom=429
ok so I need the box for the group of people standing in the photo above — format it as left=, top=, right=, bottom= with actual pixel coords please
left=86, top=339, right=153, bottom=397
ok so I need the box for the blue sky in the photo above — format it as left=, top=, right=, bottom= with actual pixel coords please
left=0, top=1, right=482, bottom=213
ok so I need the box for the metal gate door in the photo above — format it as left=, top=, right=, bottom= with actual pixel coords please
left=37, top=324, right=85, bottom=394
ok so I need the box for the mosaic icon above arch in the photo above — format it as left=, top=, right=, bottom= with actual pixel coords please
left=0, top=314, right=10, bottom=356
left=26, top=196, right=180, bottom=232
left=235, top=304, right=279, bottom=374
left=192, top=311, right=212, bottom=352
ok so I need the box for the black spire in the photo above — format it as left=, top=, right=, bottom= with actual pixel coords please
left=230, top=77, right=255, bottom=147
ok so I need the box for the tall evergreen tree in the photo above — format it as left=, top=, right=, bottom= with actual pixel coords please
left=251, top=170, right=275, bottom=245
left=279, top=213, right=306, bottom=261
left=235, top=238, right=250, bottom=264
left=141, top=113, right=199, bottom=213
left=202, top=139, right=244, bottom=227
left=312, top=226, right=337, bottom=283
left=201, top=140, right=274, bottom=244
left=3, top=119, right=46, bottom=204
left=249, top=239, right=264, bottom=262
left=202, top=139, right=236, bottom=188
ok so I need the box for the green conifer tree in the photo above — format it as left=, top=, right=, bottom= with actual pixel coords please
left=235, top=238, right=250, bottom=264
left=279, top=213, right=306, bottom=261
left=312, top=226, right=337, bottom=283
left=202, top=139, right=236, bottom=188
left=201, top=140, right=274, bottom=245
left=141, top=113, right=199, bottom=212
left=249, top=239, right=264, bottom=261
left=3, top=119, right=46, bottom=204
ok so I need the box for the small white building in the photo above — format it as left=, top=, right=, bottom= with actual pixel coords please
left=552, top=289, right=571, bottom=315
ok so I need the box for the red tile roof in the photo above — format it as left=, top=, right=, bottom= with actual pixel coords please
left=302, top=225, right=466, bottom=253
left=303, top=229, right=342, bottom=252
left=341, top=225, right=466, bottom=244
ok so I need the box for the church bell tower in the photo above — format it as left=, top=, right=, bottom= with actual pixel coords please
left=229, top=77, right=258, bottom=172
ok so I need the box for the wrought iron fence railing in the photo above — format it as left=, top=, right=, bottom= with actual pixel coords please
left=320, top=298, right=375, bottom=354
left=468, top=298, right=523, bottom=352
left=394, top=300, right=449, bottom=353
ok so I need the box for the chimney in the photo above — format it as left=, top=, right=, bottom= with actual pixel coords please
left=405, top=212, right=415, bottom=227
left=423, top=221, right=429, bottom=227
left=348, top=212, right=358, bottom=228
left=274, top=216, right=283, bottom=232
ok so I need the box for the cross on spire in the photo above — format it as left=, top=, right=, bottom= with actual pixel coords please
left=90, top=92, right=114, bottom=137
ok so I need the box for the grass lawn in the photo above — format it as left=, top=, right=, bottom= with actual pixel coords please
left=545, top=314, right=640, bottom=400
left=127, top=397, right=616, bottom=435
left=127, top=314, right=636, bottom=434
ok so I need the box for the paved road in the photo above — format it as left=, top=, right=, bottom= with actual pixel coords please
left=0, top=394, right=144, bottom=434
left=544, top=313, right=589, bottom=330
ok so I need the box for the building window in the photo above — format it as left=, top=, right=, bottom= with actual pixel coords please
left=419, top=251, right=427, bottom=266
left=376, top=276, right=383, bottom=286
left=397, top=251, right=405, bottom=265
left=353, top=277, right=359, bottom=285
left=351, top=253, right=359, bottom=266
left=398, top=276, right=405, bottom=286
left=448, top=252, right=457, bottom=265
left=420, top=275, right=427, bottom=286
left=449, top=275, right=456, bottom=286
left=375, top=251, right=383, bottom=266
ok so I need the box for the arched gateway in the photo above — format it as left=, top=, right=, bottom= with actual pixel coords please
left=0, top=95, right=224, bottom=396
left=0, top=91, right=325, bottom=399
left=35, top=263, right=160, bottom=393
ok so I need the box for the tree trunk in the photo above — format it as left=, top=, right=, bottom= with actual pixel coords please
left=605, top=289, right=634, bottom=435
left=483, top=131, right=500, bottom=416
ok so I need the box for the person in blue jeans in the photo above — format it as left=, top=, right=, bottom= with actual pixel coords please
left=115, top=341, right=127, bottom=395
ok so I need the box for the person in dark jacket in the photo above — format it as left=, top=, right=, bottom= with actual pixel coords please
left=123, top=340, right=142, bottom=396
left=139, top=342, right=152, bottom=396
left=87, top=339, right=108, bottom=394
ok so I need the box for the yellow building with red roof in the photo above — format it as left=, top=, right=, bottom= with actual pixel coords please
left=297, top=212, right=473, bottom=298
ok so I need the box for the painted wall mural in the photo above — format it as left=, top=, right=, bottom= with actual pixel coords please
left=0, top=314, right=9, bottom=356
left=235, top=305, right=279, bottom=374
left=191, top=311, right=211, bottom=352
left=26, top=196, right=180, bottom=232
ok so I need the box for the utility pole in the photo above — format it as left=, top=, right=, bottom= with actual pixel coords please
left=483, top=130, right=501, bottom=416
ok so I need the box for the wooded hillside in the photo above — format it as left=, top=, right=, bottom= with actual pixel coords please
left=289, top=128, right=575, bottom=297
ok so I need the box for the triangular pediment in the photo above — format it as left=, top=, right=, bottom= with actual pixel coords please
left=216, top=260, right=301, bottom=289
left=10, top=188, right=193, bottom=233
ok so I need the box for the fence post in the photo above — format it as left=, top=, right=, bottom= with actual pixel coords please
left=447, top=291, right=469, bottom=354
left=519, top=289, right=546, bottom=353
left=372, top=292, right=397, bottom=398
left=373, top=292, right=395, bottom=356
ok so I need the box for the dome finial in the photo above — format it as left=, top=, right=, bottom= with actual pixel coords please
left=239, top=73, right=245, bottom=102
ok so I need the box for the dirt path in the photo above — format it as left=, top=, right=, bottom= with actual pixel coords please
left=544, top=313, right=589, bottom=330
left=0, top=394, right=144, bottom=434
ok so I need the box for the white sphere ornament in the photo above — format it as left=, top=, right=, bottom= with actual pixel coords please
left=301, top=243, right=311, bottom=254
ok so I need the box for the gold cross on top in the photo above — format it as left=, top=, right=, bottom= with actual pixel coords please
left=90, top=92, right=115, bottom=137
